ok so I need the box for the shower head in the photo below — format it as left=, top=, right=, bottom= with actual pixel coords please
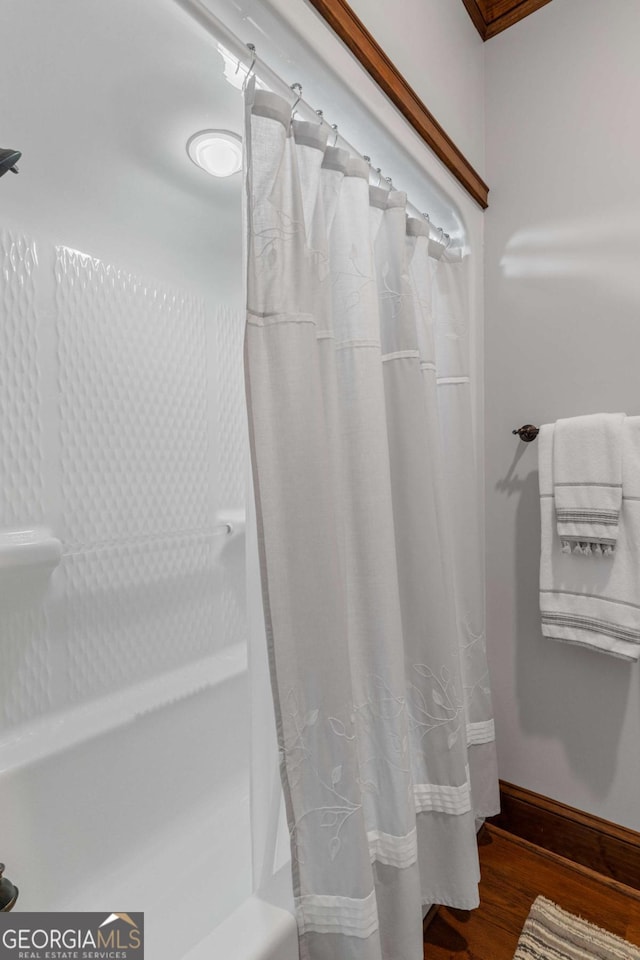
left=0, top=148, right=21, bottom=177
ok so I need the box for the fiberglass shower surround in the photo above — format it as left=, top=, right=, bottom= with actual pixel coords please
left=0, top=6, right=247, bottom=950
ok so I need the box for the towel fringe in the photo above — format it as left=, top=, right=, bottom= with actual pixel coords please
left=561, top=539, right=616, bottom=557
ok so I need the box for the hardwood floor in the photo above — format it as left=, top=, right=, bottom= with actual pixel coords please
left=424, top=824, right=640, bottom=958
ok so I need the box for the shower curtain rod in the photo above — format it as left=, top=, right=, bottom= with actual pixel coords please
left=173, top=0, right=451, bottom=245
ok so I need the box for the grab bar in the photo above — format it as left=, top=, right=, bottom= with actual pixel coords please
left=0, top=528, right=62, bottom=574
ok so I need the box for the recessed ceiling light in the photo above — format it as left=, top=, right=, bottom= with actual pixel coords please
left=187, top=130, right=243, bottom=178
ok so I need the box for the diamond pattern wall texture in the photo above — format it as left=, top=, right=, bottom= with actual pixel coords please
left=0, top=229, right=43, bottom=528
left=216, top=304, right=246, bottom=510
left=55, top=247, right=212, bottom=548
left=0, top=232, right=247, bottom=734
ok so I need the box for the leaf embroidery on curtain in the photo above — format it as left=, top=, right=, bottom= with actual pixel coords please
left=351, top=674, right=410, bottom=793
left=281, top=659, right=467, bottom=864
left=406, top=662, right=464, bottom=745
left=380, top=262, right=415, bottom=325
left=283, top=690, right=362, bottom=865
left=251, top=202, right=303, bottom=282
left=331, top=244, right=373, bottom=315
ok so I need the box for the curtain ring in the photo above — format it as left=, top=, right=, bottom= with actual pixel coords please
left=243, top=43, right=257, bottom=91
left=290, top=83, right=303, bottom=120
left=331, top=123, right=339, bottom=147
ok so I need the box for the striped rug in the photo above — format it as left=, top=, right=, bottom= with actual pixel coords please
left=514, top=895, right=640, bottom=959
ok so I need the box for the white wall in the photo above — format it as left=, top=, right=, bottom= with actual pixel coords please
left=485, top=0, right=640, bottom=830
left=347, top=0, right=485, bottom=175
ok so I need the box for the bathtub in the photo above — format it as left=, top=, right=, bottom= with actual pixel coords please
left=0, top=641, right=298, bottom=960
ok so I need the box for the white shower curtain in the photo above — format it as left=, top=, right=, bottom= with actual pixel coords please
left=244, top=87, right=498, bottom=960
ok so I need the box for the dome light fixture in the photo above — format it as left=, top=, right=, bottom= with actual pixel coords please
left=187, top=130, right=243, bottom=178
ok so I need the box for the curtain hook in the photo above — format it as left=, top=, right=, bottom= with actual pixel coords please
left=290, top=83, right=303, bottom=120
left=375, top=167, right=382, bottom=187
left=243, top=42, right=257, bottom=90
left=385, top=175, right=393, bottom=189
left=331, top=123, right=339, bottom=147
left=422, top=212, right=430, bottom=221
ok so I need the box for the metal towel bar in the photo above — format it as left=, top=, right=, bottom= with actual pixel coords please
left=512, top=424, right=540, bottom=442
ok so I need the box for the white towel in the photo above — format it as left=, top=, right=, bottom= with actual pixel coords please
left=539, top=419, right=640, bottom=661
left=553, top=413, right=625, bottom=556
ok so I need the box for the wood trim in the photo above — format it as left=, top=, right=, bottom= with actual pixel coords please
left=486, top=824, right=640, bottom=902
left=460, top=0, right=490, bottom=39
left=423, top=904, right=440, bottom=930
left=306, top=0, right=489, bottom=209
left=485, top=0, right=553, bottom=39
left=462, top=0, right=553, bottom=40
left=489, top=780, right=640, bottom=891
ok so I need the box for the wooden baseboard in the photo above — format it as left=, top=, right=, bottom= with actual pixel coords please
left=488, top=780, right=640, bottom=891
left=423, top=903, right=439, bottom=930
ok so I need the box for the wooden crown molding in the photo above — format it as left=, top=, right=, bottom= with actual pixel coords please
left=306, top=0, right=489, bottom=209
left=461, top=0, right=553, bottom=40
left=489, top=780, right=640, bottom=891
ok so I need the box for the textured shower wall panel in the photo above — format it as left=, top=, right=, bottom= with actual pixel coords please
left=0, top=230, right=43, bottom=527
left=217, top=304, right=246, bottom=511
left=216, top=303, right=247, bottom=654
left=55, top=247, right=211, bottom=547
left=0, top=229, right=54, bottom=728
left=0, top=230, right=246, bottom=732
left=0, top=589, right=52, bottom=728
left=60, top=537, right=222, bottom=703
